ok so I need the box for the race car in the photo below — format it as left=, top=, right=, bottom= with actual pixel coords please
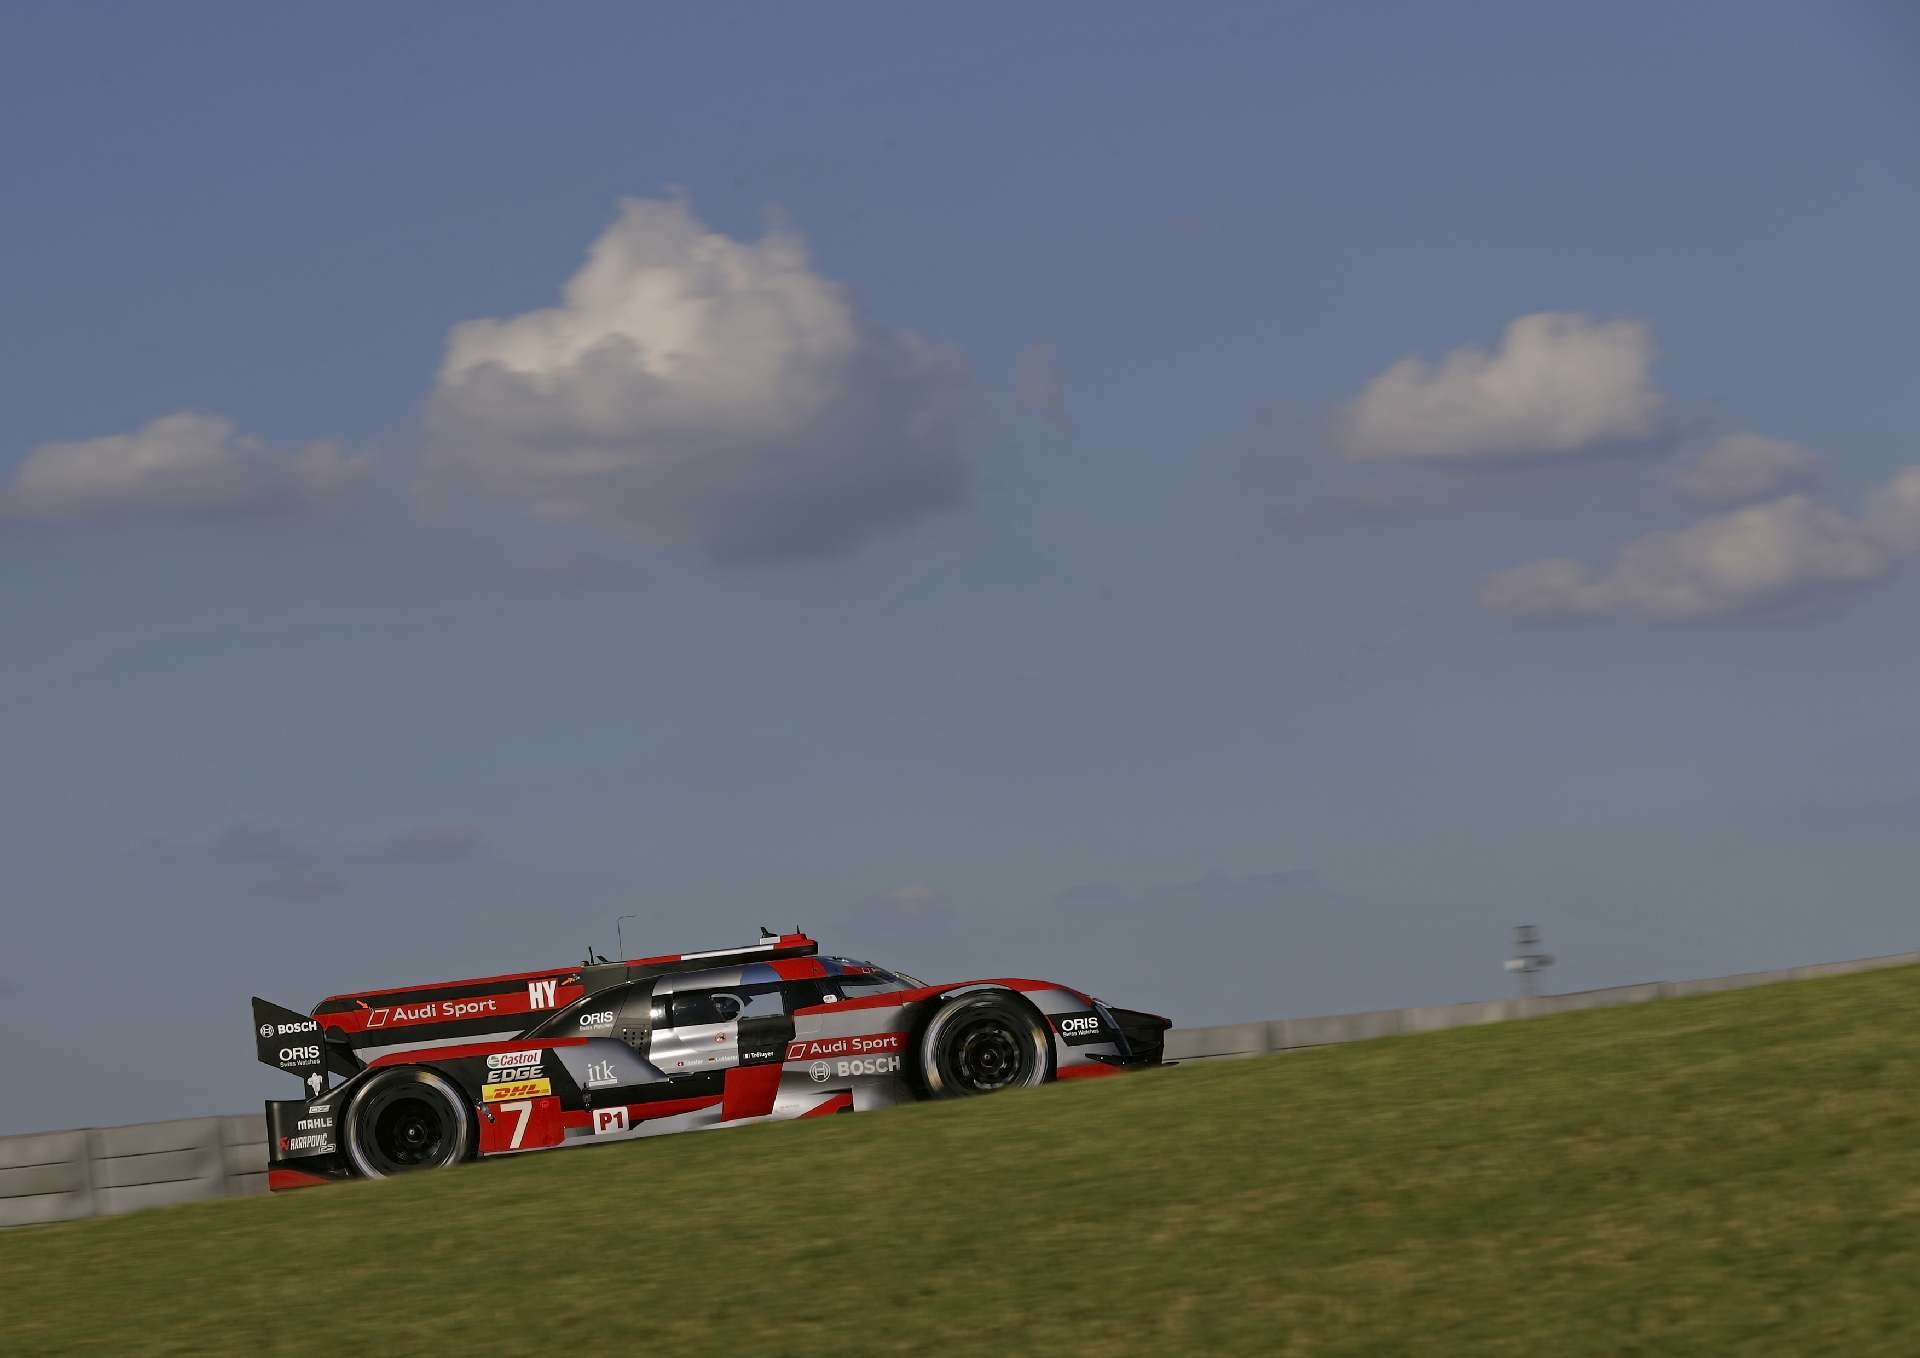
left=253, top=929, right=1170, bottom=1187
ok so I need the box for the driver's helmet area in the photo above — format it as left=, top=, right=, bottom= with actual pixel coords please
left=669, top=984, right=786, bottom=1027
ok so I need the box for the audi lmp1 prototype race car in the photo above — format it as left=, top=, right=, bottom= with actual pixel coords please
left=253, top=930, right=1170, bottom=1187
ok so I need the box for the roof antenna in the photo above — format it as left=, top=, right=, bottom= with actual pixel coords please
left=616, top=913, right=641, bottom=960
left=760, top=925, right=775, bottom=939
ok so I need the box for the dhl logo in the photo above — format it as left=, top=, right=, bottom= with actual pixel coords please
left=481, top=1078, right=552, bottom=1102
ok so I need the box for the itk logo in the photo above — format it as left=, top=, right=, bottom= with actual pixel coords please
left=592, top=1107, right=629, bottom=1135
left=585, top=1058, right=618, bottom=1088
left=528, top=978, right=558, bottom=1009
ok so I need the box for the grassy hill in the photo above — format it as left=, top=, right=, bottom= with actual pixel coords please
left=6, top=965, right=1920, bottom=1356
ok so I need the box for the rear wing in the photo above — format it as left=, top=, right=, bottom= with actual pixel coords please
left=251, top=996, right=359, bottom=1094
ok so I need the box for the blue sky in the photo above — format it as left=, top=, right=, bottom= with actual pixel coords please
left=3, top=1, right=1917, bottom=1131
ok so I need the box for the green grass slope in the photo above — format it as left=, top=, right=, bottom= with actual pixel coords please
left=5, top=966, right=1920, bottom=1356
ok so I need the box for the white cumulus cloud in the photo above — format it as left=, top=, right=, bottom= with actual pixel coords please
left=1663, top=433, right=1817, bottom=506
left=426, top=196, right=971, bottom=563
left=1339, top=312, right=1664, bottom=461
left=1481, top=469, right=1920, bottom=623
left=2, top=412, right=366, bottom=527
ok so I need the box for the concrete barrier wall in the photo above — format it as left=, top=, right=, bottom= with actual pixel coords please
left=0, top=1115, right=267, bottom=1228
left=4, top=947, right=1916, bottom=1226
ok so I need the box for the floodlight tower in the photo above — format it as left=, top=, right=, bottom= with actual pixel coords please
left=1505, top=924, right=1554, bottom=998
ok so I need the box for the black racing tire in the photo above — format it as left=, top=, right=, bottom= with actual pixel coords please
left=917, top=992, right=1053, bottom=1098
left=343, top=1068, right=472, bottom=1179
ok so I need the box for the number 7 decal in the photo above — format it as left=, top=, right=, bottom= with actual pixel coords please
left=499, top=1099, right=533, bottom=1149
left=480, top=1094, right=559, bottom=1154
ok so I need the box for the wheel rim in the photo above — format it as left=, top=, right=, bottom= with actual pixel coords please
left=358, top=1087, right=454, bottom=1174
left=948, top=1014, right=1033, bottom=1092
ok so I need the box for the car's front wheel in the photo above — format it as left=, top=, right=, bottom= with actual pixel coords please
left=342, top=1068, right=472, bottom=1178
left=917, top=992, right=1053, bottom=1097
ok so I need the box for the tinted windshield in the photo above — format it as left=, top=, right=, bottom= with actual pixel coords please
left=832, top=960, right=926, bottom=993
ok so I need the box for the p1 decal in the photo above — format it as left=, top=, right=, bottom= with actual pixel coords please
left=591, top=1106, right=630, bottom=1136
left=481, top=1077, right=552, bottom=1102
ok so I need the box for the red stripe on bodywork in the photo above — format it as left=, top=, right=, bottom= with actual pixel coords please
left=324, top=984, right=587, bottom=1035
left=367, top=1037, right=585, bottom=1067
left=561, top=1095, right=724, bottom=1129
left=267, top=1168, right=333, bottom=1191
left=1055, top=1063, right=1127, bottom=1081
left=799, top=1092, right=853, bottom=1118
left=771, top=957, right=828, bottom=980
left=721, top=1063, right=784, bottom=1120
left=634, top=1095, right=723, bottom=1121
left=324, top=969, right=583, bottom=1003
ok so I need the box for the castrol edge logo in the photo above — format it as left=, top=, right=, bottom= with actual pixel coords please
left=786, top=1032, right=907, bottom=1062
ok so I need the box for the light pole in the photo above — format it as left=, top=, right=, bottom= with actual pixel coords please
left=1505, top=924, right=1554, bottom=998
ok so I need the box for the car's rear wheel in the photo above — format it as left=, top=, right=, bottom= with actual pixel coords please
left=917, top=992, right=1052, bottom=1097
left=343, top=1068, right=472, bottom=1178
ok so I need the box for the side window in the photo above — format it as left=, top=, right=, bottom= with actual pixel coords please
left=669, top=991, right=725, bottom=1027
left=669, top=984, right=785, bottom=1027
left=781, top=979, right=842, bottom=1010
left=733, top=987, right=786, bottom=1019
